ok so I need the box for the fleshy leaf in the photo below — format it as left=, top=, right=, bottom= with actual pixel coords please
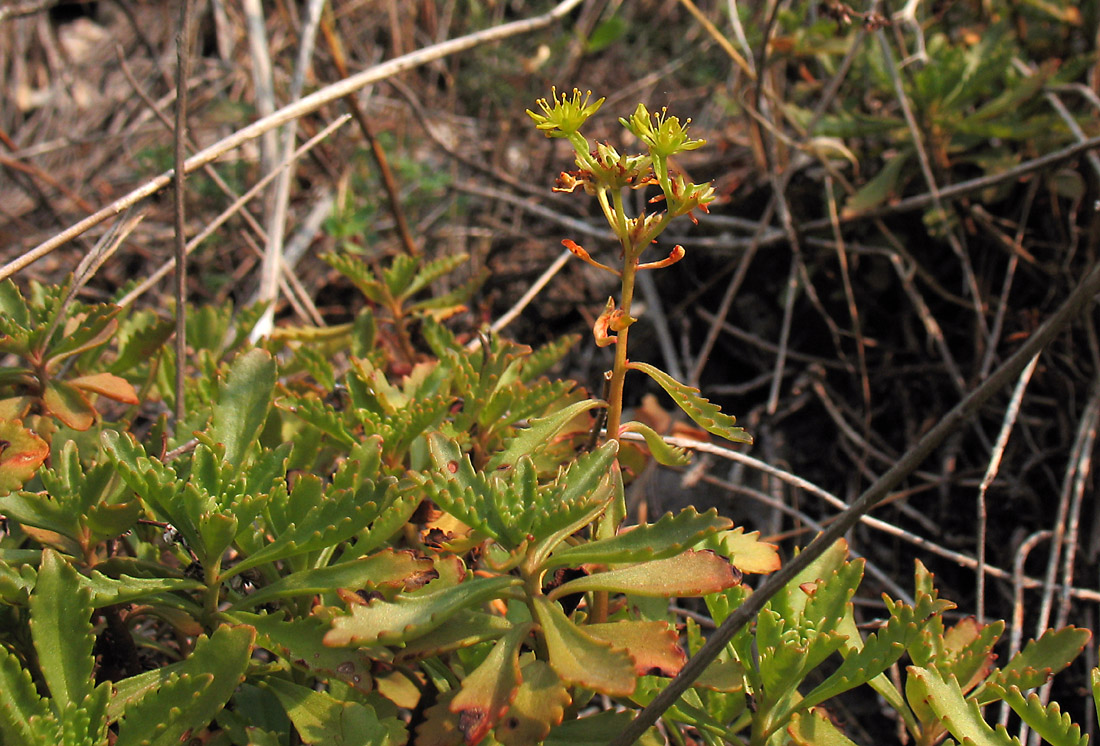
left=585, top=621, right=686, bottom=676
left=907, top=666, right=1015, bottom=746
left=230, top=549, right=434, bottom=610
left=544, top=710, right=663, bottom=746
left=978, top=627, right=1091, bottom=703
left=0, top=622, right=52, bottom=745
left=1001, top=685, right=1086, bottom=746
left=245, top=612, right=375, bottom=693
left=68, top=372, right=139, bottom=404
left=226, top=474, right=395, bottom=578
left=395, top=611, right=513, bottom=662
left=619, top=420, right=691, bottom=466
left=544, top=508, right=731, bottom=569
left=28, top=549, right=94, bottom=711
left=713, top=527, right=782, bottom=574
left=532, top=596, right=636, bottom=696
left=548, top=550, right=740, bottom=599
left=798, top=588, right=946, bottom=712
left=264, top=677, right=393, bottom=746
left=788, top=709, right=861, bottom=746
left=450, top=623, right=531, bottom=744
left=485, top=399, right=605, bottom=471
left=0, top=420, right=48, bottom=494
left=114, top=625, right=254, bottom=746
left=495, top=659, right=570, bottom=746
left=209, top=348, right=276, bottom=468
left=42, top=380, right=95, bottom=430
left=324, top=575, right=521, bottom=646
left=626, top=361, right=751, bottom=443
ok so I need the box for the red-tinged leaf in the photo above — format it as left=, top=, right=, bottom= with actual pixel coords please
left=495, top=660, right=570, bottom=746
left=585, top=621, right=686, bottom=677
left=716, top=527, right=782, bottom=574
left=532, top=596, right=636, bottom=697
left=68, top=372, right=139, bottom=405
left=548, top=550, right=741, bottom=599
left=450, top=624, right=531, bottom=745
left=0, top=419, right=48, bottom=494
left=42, top=380, right=95, bottom=430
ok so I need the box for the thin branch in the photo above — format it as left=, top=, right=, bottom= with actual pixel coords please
left=173, top=0, right=195, bottom=425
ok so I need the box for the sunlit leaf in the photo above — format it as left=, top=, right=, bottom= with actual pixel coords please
left=209, top=348, right=277, bottom=468
left=0, top=420, right=48, bottom=495
left=548, top=550, right=740, bottom=599
left=324, top=575, right=520, bottom=647
left=495, top=659, right=570, bottom=746
left=29, top=549, right=95, bottom=711
left=450, top=623, right=531, bottom=744
left=585, top=621, right=686, bottom=676
left=532, top=596, right=636, bottom=697
left=545, top=508, right=731, bottom=568
left=626, top=362, right=750, bottom=443
left=68, top=372, right=139, bottom=404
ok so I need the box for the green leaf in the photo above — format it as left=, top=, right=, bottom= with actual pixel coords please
left=263, top=677, right=393, bottom=746
left=395, top=610, right=514, bottom=662
left=80, top=569, right=204, bottom=608
left=495, top=659, right=570, bottom=746
left=545, top=508, right=731, bottom=568
left=532, top=596, right=636, bottom=697
left=243, top=612, right=375, bottom=693
left=28, top=549, right=95, bottom=711
left=424, top=433, right=513, bottom=543
left=843, top=150, right=912, bottom=215
left=324, top=575, right=521, bottom=646
left=768, top=538, right=850, bottom=624
left=403, top=252, right=470, bottom=299
left=227, top=474, right=395, bottom=578
left=907, top=666, right=1015, bottom=746
left=619, top=420, right=691, bottom=466
left=0, top=644, right=52, bottom=746
left=788, top=709, right=861, bottom=746
left=0, top=420, right=49, bottom=495
left=450, top=623, right=531, bottom=744
left=978, top=627, right=1091, bottom=703
left=544, top=711, right=663, bottom=746
left=626, top=362, right=751, bottom=443
left=114, top=625, right=254, bottom=746
left=711, top=527, right=782, bottom=574
left=798, top=589, right=945, bottom=712
left=45, top=305, right=119, bottom=366
left=1001, top=685, right=1086, bottom=746
left=484, top=399, right=605, bottom=471
left=1092, top=668, right=1100, bottom=734
left=230, top=549, right=434, bottom=610
left=548, top=550, right=741, bottom=599
left=209, top=349, right=277, bottom=468
left=0, top=279, right=29, bottom=328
